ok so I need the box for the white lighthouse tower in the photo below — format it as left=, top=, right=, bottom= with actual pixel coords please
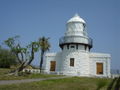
left=59, top=14, right=92, bottom=51
left=44, top=14, right=111, bottom=77
left=59, top=14, right=92, bottom=76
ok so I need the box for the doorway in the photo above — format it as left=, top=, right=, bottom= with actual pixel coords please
left=96, top=63, right=103, bottom=74
left=50, top=61, right=56, bottom=71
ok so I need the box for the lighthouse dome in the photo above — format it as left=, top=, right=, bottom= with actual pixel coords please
left=67, top=14, right=86, bottom=24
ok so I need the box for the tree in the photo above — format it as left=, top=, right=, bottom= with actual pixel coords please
left=4, top=36, right=39, bottom=75
left=38, top=37, right=50, bottom=73
left=0, top=48, right=17, bottom=68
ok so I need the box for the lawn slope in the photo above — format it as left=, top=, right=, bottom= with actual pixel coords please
left=0, top=77, right=111, bottom=90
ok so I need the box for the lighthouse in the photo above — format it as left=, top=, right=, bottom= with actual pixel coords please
left=44, top=14, right=111, bottom=77
left=59, top=14, right=93, bottom=76
left=59, top=14, right=92, bottom=51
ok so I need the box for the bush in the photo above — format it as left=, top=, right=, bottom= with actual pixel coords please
left=0, top=48, right=18, bottom=68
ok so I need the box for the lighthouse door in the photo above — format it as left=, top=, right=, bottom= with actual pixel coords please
left=96, top=63, right=103, bottom=74
left=50, top=61, right=56, bottom=71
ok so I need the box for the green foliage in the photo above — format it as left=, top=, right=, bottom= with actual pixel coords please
left=0, top=45, right=1, bottom=49
left=107, top=77, right=120, bottom=90
left=0, top=48, right=17, bottom=68
left=39, top=37, right=50, bottom=51
left=107, top=78, right=117, bottom=90
left=96, top=79, right=108, bottom=90
left=4, top=36, right=40, bottom=74
left=0, top=68, right=11, bottom=75
left=4, top=36, right=20, bottom=50
left=27, top=41, right=39, bottom=52
left=3, top=35, right=50, bottom=74
left=38, top=37, right=51, bottom=73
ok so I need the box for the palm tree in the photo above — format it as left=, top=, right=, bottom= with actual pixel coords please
left=39, top=37, right=50, bottom=73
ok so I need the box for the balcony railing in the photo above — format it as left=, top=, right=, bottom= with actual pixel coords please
left=59, top=36, right=93, bottom=48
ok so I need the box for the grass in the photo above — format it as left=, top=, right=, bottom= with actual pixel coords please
left=0, top=68, right=112, bottom=90
left=96, top=79, right=109, bottom=90
left=0, top=68, right=62, bottom=80
left=0, top=77, right=112, bottom=90
left=0, top=68, right=10, bottom=76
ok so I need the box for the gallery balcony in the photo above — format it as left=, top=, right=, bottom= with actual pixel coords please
left=59, top=36, right=93, bottom=48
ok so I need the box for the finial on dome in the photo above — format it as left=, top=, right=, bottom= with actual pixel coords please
left=74, top=13, right=80, bottom=17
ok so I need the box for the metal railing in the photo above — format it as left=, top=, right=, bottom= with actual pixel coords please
left=59, top=36, right=93, bottom=47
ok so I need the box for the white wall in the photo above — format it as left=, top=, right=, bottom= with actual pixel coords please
left=63, top=44, right=89, bottom=52
left=44, top=52, right=111, bottom=77
left=60, top=49, right=90, bottom=76
left=44, top=52, right=62, bottom=74
left=89, top=53, right=111, bottom=77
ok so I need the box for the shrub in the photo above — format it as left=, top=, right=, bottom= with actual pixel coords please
left=0, top=48, right=17, bottom=68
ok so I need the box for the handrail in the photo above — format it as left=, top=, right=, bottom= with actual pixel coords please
left=59, top=36, right=93, bottom=47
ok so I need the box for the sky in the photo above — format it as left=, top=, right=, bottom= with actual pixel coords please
left=0, top=0, right=120, bottom=69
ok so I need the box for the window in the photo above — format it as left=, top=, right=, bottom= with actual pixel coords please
left=71, top=45, right=75, bottom=48
left=96, top=63, right=103, bottom=74
left=70, top=58, right=74, bottom=66
left=67, top=45, right=69, bottom=49
left=76, top=44, right=78, bottom=49
left=84, top=45, right=87, bottom=51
